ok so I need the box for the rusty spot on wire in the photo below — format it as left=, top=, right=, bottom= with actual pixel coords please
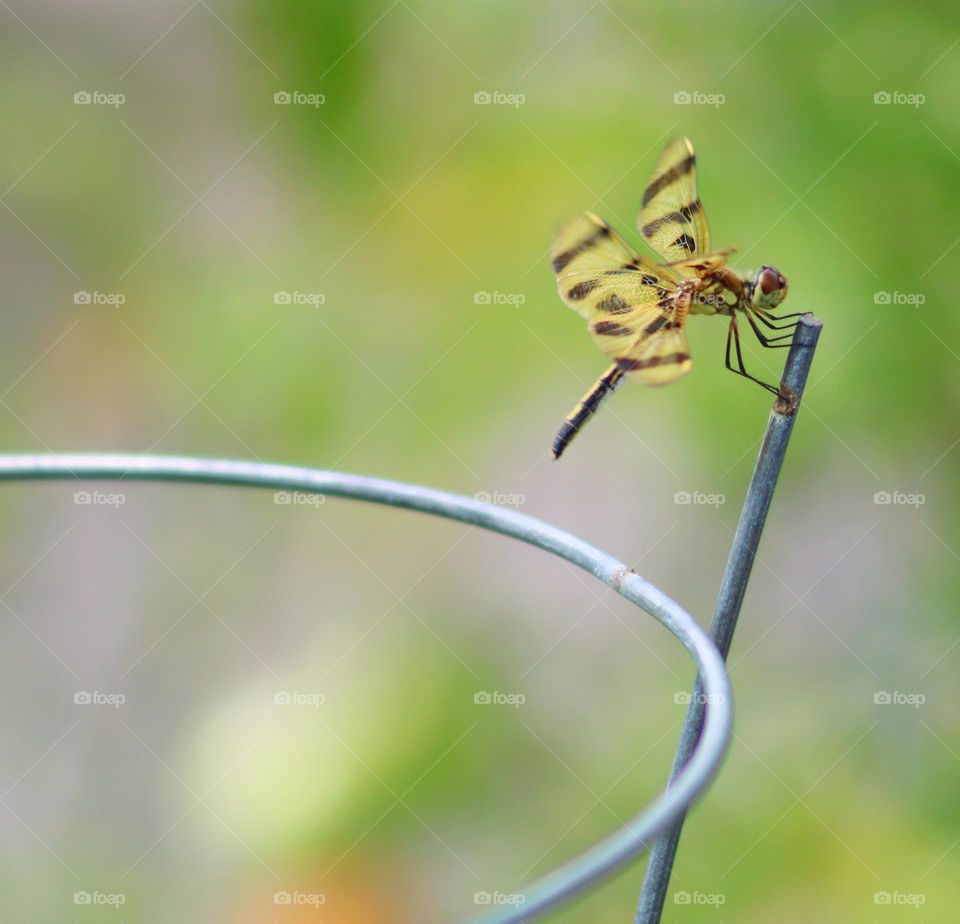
left=774, top=383, right=797, bottom=416
left=612, top=566, right=634, bottom=592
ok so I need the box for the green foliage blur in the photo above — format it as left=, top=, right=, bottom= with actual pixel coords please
left=0, top=1, right=958, bottom=921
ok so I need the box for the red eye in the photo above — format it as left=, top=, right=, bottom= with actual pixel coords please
left=758, top=267, right=783, bottom=295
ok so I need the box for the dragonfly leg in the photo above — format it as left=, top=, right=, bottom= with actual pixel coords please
left=725, top=317, right=780, bottom=395
left=745, top=310, right=794, bottom=347
left=754, top=310, right=805, bottom=332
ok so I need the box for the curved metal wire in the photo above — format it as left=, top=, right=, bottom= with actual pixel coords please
left=0, top=452, right=732, bottom=923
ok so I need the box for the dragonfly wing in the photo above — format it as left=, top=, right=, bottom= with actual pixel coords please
left=552, top=213, right=691, bottom=384
left=637, top=137, right=712, bottom=264
left=614, top=322, right=692, bottom=385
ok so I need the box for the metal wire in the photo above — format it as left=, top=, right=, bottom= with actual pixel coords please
left=635, top=313, right=823, bottom=923
left=0, top=451, right=732, bottom=923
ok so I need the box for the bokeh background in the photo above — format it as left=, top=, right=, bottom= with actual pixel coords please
left=0, top=1, right=957, bottom=921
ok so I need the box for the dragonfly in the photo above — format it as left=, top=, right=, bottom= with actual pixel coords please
left=550, top=136, right=804, bottom=459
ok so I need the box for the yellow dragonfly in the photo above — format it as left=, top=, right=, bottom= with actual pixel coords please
left=550, top=137, right=803, bottom=459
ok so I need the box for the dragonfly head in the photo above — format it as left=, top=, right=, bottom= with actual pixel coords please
left=750, top=265, right=788, bottom=310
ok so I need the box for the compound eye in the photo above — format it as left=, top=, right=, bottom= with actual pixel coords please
left=758, top=266, right=784, bottom=295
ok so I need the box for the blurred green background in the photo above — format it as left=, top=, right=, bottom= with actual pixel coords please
left=0, top=1, right=957, bottom=921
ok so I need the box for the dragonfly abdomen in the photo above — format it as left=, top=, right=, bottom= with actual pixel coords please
left=552, top=365, right=625, bottom=459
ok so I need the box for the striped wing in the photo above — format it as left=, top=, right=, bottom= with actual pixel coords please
left=638, top=137, right=711, bottom=264
left=552, top=213, right=692, bottom=385
left=613, top=319, right=692, bottom=384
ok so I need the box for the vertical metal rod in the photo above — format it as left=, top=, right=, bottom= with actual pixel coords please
left=635, top=314, right=823, bottom=923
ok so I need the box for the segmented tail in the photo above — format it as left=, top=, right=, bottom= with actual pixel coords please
left=552, top=365, right=624, bottom=460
